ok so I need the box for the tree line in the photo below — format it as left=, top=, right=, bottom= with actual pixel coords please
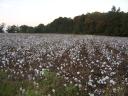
left=0, top=6, right=128, bottom=36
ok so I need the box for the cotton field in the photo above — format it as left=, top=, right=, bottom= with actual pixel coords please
left=0, top=33, right=128, bottom=96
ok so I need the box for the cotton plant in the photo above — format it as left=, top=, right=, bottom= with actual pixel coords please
left=0, top=34, right=128, bottom=95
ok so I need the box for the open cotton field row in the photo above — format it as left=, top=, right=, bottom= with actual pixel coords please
left=0, top=33, right=128, bottom=96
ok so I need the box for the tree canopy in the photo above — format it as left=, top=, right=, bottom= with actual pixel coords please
left=1, top=6, right=128, bottom=37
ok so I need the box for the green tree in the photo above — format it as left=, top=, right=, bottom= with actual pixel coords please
left=46, top=17, right=73, bottom=33
left=73, top=14, right=86, bottom=34
left=34, top=24, right=45, bottom=33
left=7, top=25, right=19, bottom=33
left=19, top=25, right=34, bottom=33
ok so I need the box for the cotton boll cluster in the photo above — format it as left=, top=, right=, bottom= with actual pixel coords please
left=0, top=34, right=128, bottom=95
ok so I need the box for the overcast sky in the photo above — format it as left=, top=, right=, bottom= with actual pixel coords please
left=0, top=0, right=128, bottom=26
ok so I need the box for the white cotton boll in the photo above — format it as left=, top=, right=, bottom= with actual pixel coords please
left=34, top=69, right=39, bottom=74
left=89, top=93, right=94, bottom=96
left=28, top=75, right=32, bottom=80
left=103, top=76, right=109, bottom=81
left=52, top=89, right=55, bottom=93
left=6, top=58, right=9, bottom=64
left=46, top=66, right=49, bottom=68
left=81, top=58, right=83, bottom=60
left=56, top=73, right=60, bottom=76
left=20, top=87, right=22, bottom=91
left=60, top=66, right=63, bottom=70
left=113, top=88, right=117, bottom=93
left=95, top=77, right=98, bottom=80
left=91, top=69, right=94, bottom=73
left=20, top=71, right=23, bottom=74
left=103, top=62, right=106, bottom=65
left=110, top=80, right=116, bottom=85
left=70, top=81, right=73, bottom=84
left=64, top=84, right=67, bottom=87
left=107, top=57, right=110, bottom=61
left=101, top=71, right=104, bottom=74
left=104, top=81, right=107, bottom=84
left=110, top=50, right=113, bottom=53
left=78, top=79, right=81, bottom=83
left=29, top=66, right=33, bottom=71
left=110, top=72, right=116, bottom=76
left=64, top=76, right=69, bottom=80
left=101, top=64, right=105, bottom=68
left=47, top=54, right=50, bottom=57
left=88, top=81, right=93, bottom=86
left=19, top=59, right=24, bottom=64
left=77, top=71, right=80, bottom=75
left=76, top=92, right=79, bottom=95
left=16, top=71, right=19, bottom=75
left=116, top=62, right=120, bottom=65
left=33, top=81, right=38, bottom=87
left=39, top=65, right=42, bottom=68
left=2, top=61, right=5, bottom=64
left=78, top=84, right=82, bottom=88
left=32, top=77, right=35, bottom=80
left=125, top=78, right=128, bottom=82
left=77, top=58, right=80, bottom=61
left=57, top=67, right=59, bottom=70
left=49, top=63, right=53, bottom=67
left=84, top=88, right=87, bottom=91
left=22, top=88, right=25, bottom=94
left=70, top=61, right=73, bottom=64
left=19, top=65, right=22, bottom=68
left=109, top=67, right=112, bottom=70
left=11, top=52, right=16, bottom=56
left=73, top=60, right=75, bottom=63
left=97, top=79, right=104, bottom=84
left=40, top=69, right=48, bottom=75
left=80, top=63, right=83, bottom=67
left=75, top=83, right=78, bottom=87
left=88, top=75, right=91, bottom=79
left=47, top=94, right=51, bottom=96
left=96, top=60, right=99, bottom=63
left=91, top=61, right=94, bottom=64
left=74, top=77, right=78, bottom=82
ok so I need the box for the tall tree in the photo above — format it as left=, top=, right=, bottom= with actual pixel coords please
left=34, top=24, right=45, bottom=33
left=19, top=25, right=34, bottom=33
left=46, top=17, right=73, bottom=33
left=7, top=25, right=19, bottom=33
left=73, top=14, right=86, bottom=34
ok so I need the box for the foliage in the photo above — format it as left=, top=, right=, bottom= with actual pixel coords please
left=2, top=6, right=127, bottom=36
left=0, top=70, right=20, bottom=96
left=19, top=25, right=34, bottom=33
left=34, top=24, right=45, bottom=33
left=0, top=69, right=81, bottom=96
left=6, top=25, right=19, bottom=33
left=46, top=17, right=73, bottom=33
